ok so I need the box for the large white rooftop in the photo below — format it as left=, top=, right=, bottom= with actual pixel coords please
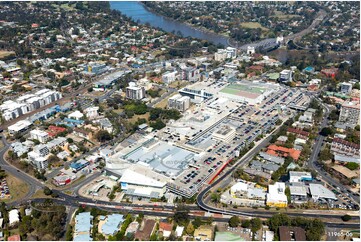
left=309, top=184, right=337, bottom=200
left=119, top=169, right=166, bottom=188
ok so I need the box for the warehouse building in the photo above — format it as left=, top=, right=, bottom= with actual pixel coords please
left=289, top=183, right=308, bottom=204
left=119, top=169, right=167, bottom=199
left=309, top=184, right=337, bottom=201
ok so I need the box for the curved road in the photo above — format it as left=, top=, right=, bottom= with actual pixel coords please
left=0, top=131, right=359, bottom=227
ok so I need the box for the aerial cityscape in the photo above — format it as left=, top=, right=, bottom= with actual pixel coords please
left=0, top=1, right=359, bottom=241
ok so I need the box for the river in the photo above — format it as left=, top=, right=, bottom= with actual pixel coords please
left=110, top=1, right=229, bottom=46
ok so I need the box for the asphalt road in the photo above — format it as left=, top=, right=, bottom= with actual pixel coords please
left=1, top=133, right=359, bottom=228
left=0, top=136, right=44, bottom=206
left=308, top=96, right=360, bottom=204
left=195, top=101, right=360, bottom=224
left=28, top=197, right=360, bottom=229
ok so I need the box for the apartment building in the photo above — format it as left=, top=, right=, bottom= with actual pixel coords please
left=126, top=82, right=145, bottom=100
left=339, top=100, right=360, bottom=125
left=168, top=94, right=191, bottom=112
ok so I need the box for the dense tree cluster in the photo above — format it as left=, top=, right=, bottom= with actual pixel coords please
left=19, top=204, right=67, bottom=240
left=268, top=213, right=325, bottom=241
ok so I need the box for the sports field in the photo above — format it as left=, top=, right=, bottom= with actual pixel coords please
left=220, top=83, right=266, bottom=96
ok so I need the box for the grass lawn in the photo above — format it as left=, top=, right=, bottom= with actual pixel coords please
left=112, top=108, right=124, bottom=114
left=31, top=189, right=50, bottom=199
left=0, top=51, right=15, bottom=59
left=240, top=22, right=269, bottom=31
left=3, top=174, right=30, bottom=203
left=273, top=10, right=300, bottom=19
left=169, top=80, right=187, bottom=89
left=128, top=113, right=150, bottom=123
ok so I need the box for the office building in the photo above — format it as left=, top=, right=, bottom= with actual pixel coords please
left=8, top=120, right=32, bottom=135
left=181, top=67, right=200, bottom=82
left=247, top=46, right=255, bottom=55
left=73, top=212, right=93, bottom=241
left=226, top=47, right=237, bottom=59
left=83, top=62, right=108, bottom=75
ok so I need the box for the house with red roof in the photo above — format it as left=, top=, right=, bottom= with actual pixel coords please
left=159, top=222, right=173, bottom=238
left=286, top=127, right=310, bottom=140
left=266, top=144, right=301, bottom=161
left=47, top=125, right=67, bottom=137
left=8, top=234, right=21, bottom=241
left=321, top=67, right=338, bottom=78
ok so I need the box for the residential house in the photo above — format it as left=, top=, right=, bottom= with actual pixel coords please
left=194, top=225, right=214, bottom=241
left=159, top=222, right=172, bottom=238
left=134, top=219, right=156, bottom=241
left=279, top=226, right=306, bottom=241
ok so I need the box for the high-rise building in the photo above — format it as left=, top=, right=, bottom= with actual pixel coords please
left=339, top=100, right=360, bottom=125
left=168, top=94, right=190, bottom=112
left=126, top=82, right=145, bottom=100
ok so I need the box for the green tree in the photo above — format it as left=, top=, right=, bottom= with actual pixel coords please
left=341, top=214, right=351, bottom=221
left=95, top=130, right=112, bottom=142
left=192, top=217, right=202, bottom=228
left=173, top=205, right=189, bottom=226
left=185, top=222, right=195, bottom=235
left=241, top=219, right=250, bottom=228
left=250, top=218, right=262, bottom=233
left=268, top=213, right=291, bottom=231
left=229, top=216, right=241, bottom=228
left=150, top=119, right=166, bottom=130
left=320, top=127, right=334, bottom=136
left=345, top=162, right=359, bottom=171
left=285, top=187, right=291, bottom=204
left=210, top=192, right=221, bottom=204
left=43, top=186, right=53, bottom=196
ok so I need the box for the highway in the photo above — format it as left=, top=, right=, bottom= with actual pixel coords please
left=28, top=197, right=360, bottom=229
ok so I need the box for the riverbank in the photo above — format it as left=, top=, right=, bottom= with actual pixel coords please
left=141, top=2, right=230, bottom=40
left=110, top=1, right=229, bottom=46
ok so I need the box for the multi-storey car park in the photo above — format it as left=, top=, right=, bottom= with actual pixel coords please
left=105, top=79, right=310, bottom=199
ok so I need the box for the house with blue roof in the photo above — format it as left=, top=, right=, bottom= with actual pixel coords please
left=70, top=159, right=90, bottom=172
left=73, top=212, right=93, bottom=241
left=303, top=66, right=315, bottom=73
left=100, top=214, right=124, bottom=236
left=64, top=118, right=85, bottom=125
